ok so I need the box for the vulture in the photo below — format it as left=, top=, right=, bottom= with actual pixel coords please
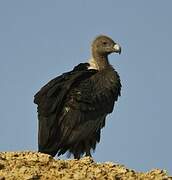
left=34, top=35, right=122, bottom=159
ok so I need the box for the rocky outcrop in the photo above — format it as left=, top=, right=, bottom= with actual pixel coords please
left=0, top=151, right=171, bottom=180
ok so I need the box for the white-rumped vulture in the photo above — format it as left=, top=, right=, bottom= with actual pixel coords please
left=34, top=35, right=122, bottom=159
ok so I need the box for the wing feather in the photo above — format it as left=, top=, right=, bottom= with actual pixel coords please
left=34, top=64, right=98, bottom=155
left=55, top=69, right=121, bottom=157
left=34, top=65, right=121, bottom=158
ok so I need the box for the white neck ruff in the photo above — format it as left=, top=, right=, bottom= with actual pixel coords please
left=88, top=58, right=99, bottom=70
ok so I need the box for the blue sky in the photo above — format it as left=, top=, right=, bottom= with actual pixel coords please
left=0, top=0, right=172, bottom=174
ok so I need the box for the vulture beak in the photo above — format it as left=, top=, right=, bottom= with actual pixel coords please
left=113, top=44, right=121, bottom=54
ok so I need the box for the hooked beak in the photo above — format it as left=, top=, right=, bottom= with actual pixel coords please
left=113, top=44, right=121, bottom=54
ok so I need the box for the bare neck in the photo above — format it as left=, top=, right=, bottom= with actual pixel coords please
left=89, top=51, right=110, bottom=70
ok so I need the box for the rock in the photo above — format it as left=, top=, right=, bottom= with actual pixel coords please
left=0, top=151, right=171, bottom=180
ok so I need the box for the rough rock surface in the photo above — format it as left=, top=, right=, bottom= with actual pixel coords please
left=0, top=151, right=171, bottom=180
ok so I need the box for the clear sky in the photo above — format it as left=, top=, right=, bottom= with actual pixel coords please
left=0, top=0, right=172, bottom=174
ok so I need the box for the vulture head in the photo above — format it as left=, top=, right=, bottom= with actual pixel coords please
left=89, top=35, right=121, bottom=70
left=91, top=35, right=121, bottom=57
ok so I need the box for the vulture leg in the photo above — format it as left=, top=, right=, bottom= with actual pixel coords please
left=85, top=140, right=92, bottom=157
left=74, top=152, right=81, bottom=160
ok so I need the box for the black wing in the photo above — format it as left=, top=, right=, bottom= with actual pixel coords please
left=56, top=69, right=121, bottom=158
left=34, top=64, right=121, bottom=158
left=34, top=63, right=97, bottom=156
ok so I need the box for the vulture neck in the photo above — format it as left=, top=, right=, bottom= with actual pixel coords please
left=89, top=52, right=110, bottom=70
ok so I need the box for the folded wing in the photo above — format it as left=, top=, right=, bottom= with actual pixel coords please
left=34, top=63, right=121, bottom=158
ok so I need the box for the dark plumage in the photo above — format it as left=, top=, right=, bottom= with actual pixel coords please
left=34, top=35, right=122, bottom=159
